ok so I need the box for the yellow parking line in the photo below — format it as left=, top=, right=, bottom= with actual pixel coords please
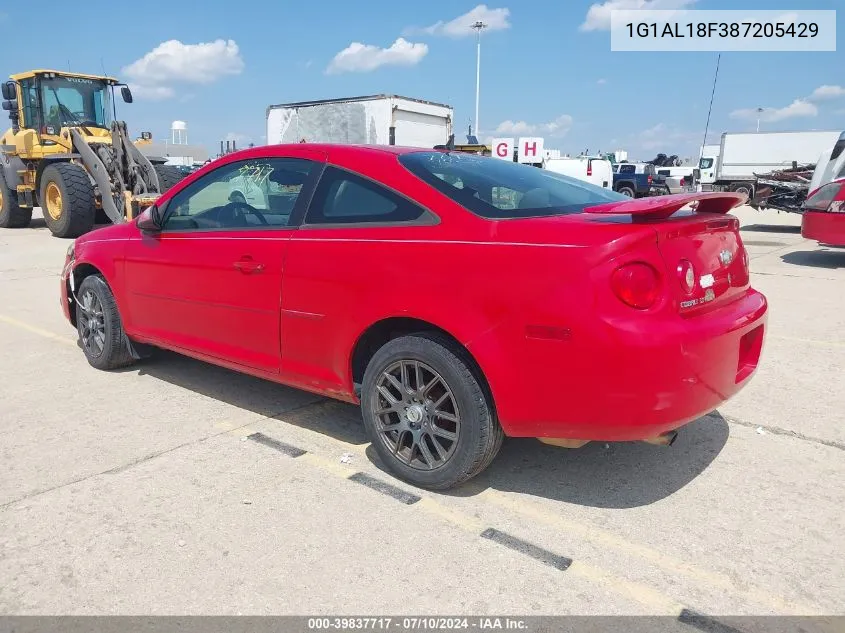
left=474, top=489, right=817, bottom=615
left=0, top=314, right=76, bottom=347
left=0, top=311, right=823, bottom=615
left=568, top=560, right=685, bottom=613
left=283, top=448, right=683, bottom=614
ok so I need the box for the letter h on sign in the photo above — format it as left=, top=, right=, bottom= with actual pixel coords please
left=517, top=137, right=544, bottom=164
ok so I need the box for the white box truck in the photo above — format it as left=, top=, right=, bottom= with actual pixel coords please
left=697, top=131, right=842, bottom=198
left=544, top=156, right=613, bottom=189
left=266, top=94, right=453, bottom=148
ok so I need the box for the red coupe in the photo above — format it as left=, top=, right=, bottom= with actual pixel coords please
left=60, top=144, right=767, bottom=489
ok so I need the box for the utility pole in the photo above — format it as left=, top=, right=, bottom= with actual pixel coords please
left=471, top=21, right=487, bottom=137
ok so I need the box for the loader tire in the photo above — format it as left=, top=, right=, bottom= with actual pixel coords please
left=0, top=170, right=32, bottom=228
left=154, top=165, right=183, bottom=194
left=39, top=163, right=95, bottom=238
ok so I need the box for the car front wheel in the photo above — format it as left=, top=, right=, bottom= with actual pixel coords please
left=361, top=333, right=503, bottom=490
left=76, top=275, right=136, bottom=370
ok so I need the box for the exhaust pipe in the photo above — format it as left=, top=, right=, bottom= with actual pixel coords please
left=643, top=430, right=678, bottom=446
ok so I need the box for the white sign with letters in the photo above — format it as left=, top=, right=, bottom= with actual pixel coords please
left=491, top=138, right=514, bottom=161
left=517, top=137, right=545, bottom=163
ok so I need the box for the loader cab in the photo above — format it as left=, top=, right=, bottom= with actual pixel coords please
left=3, top=71, right=133, bottom=136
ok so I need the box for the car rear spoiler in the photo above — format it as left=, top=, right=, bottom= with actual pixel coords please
left=584, top=191, right=746, bottom=220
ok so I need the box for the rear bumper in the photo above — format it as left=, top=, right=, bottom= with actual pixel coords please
left=802, top=211, right=845, bottom=246
left=480, top=289, right=768, bottom=441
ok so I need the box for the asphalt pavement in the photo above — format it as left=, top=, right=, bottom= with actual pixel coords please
left=0, top=207, right=842, bottom=616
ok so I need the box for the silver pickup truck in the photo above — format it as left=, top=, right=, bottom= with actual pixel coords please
left=656, top=167, right=696, bottom=195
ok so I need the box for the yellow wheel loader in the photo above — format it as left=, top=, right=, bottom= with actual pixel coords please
left=0, top=70, right=183, bottom=238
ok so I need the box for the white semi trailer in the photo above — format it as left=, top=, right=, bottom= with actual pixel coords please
left=266, top=95, right=453, bottom=148
left=697, top=130, right=843, bottom=198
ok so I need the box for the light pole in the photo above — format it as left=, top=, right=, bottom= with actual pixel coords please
left=756, top=107, right=764, bottom=132
left=471, top=20, right=487, bottom=137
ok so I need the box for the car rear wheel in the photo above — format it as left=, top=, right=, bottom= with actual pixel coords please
left=361, top=333, right=503, bottom=490
left=617, top=185, right=635, bottom=197
left=76, top=275, right=136, bottom=371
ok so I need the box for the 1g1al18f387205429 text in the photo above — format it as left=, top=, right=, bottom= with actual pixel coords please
left=625, top=21, right=819, bottom=39
left=610, top=10, right=835, bottom=51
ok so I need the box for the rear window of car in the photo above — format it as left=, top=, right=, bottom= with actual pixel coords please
left=618, top=164, right=635, bottom=174
left=399, top=151, right=626, bottom=219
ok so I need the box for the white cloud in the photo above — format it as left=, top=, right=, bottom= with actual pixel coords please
left=580, top=0, right=697, bottom=32
left=731, top=99, right=818, bottom=123
left=326, top=38, right=428, bottom=74
left=597, top=78, right=607, bottom=85
left=225, top=132, right=252, bottom=146
left=123, top=39, right=244, bottom=85
left=809, top=85, right=845, bottom=101
left=635, top=123, right=700, bottom=151
left=494, top=114, right=573, bottom=137
left=405, top=4, right=511, bottom=38
left=127, top=84, right=174, bottom=101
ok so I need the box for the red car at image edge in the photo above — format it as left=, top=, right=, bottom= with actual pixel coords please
left=801, top=177, right=845, bottom=246
left=60, top=144, right=768, bottom=489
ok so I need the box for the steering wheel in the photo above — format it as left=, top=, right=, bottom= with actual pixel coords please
left=218, top=201, right=269, bottom=227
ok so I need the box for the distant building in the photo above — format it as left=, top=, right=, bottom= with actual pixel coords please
left=136, top=143, right=209, bottom=166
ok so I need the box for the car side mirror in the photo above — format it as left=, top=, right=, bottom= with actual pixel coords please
left=137, top=206, right=161, bottom=232
left=121, top=86, right=133, bottom=104
left=1, top=81, right=16, bottom=101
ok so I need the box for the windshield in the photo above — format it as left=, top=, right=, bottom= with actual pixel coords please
left=699, top=157, right=714, bottom=169
left=399, top=151, right=627, bottom=219
left=40, top=76, right=113, bottom=131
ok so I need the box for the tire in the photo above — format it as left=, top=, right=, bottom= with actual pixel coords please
left=361, top=333, right=503, bottom=490
left=153, top=164, right=184, bottom=194
left=617, top=185, right=635, bottom=197
left=75, top=274, right=135, bottom=371
left=39, top=163, right=95, bottom=238
left=0, top=170, right=32, bottom=228
left=729, top=182, right=754, bottom=198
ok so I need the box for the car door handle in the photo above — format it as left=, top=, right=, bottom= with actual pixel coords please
left=233, top=257, right=264, bottom=274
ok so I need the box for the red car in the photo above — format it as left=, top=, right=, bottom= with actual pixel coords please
left=801, top=177, right=845, bottom=246
left=60, top=144, right=767, bottom=489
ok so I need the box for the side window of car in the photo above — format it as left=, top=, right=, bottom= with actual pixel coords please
left=305, top=166, right=428, bottom=225
left=162, top=157, right=315, bottom=231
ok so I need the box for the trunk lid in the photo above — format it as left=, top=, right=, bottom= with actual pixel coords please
left=584, top=192, right=750, bottom=315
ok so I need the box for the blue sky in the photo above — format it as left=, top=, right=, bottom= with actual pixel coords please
left=1, top=0, right=842, bottom=160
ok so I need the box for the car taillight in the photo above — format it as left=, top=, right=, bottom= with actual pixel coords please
left=676, top=259, right=695, bottom=294
left=647, top=175, right=653, bottom=185
left=611, top=262, right=661, bottom=309
left=804, top=181, right=845, bottom=213
left=680, top=177, right=686, bottom=187
left=587, top=161, right=593, bottom=177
